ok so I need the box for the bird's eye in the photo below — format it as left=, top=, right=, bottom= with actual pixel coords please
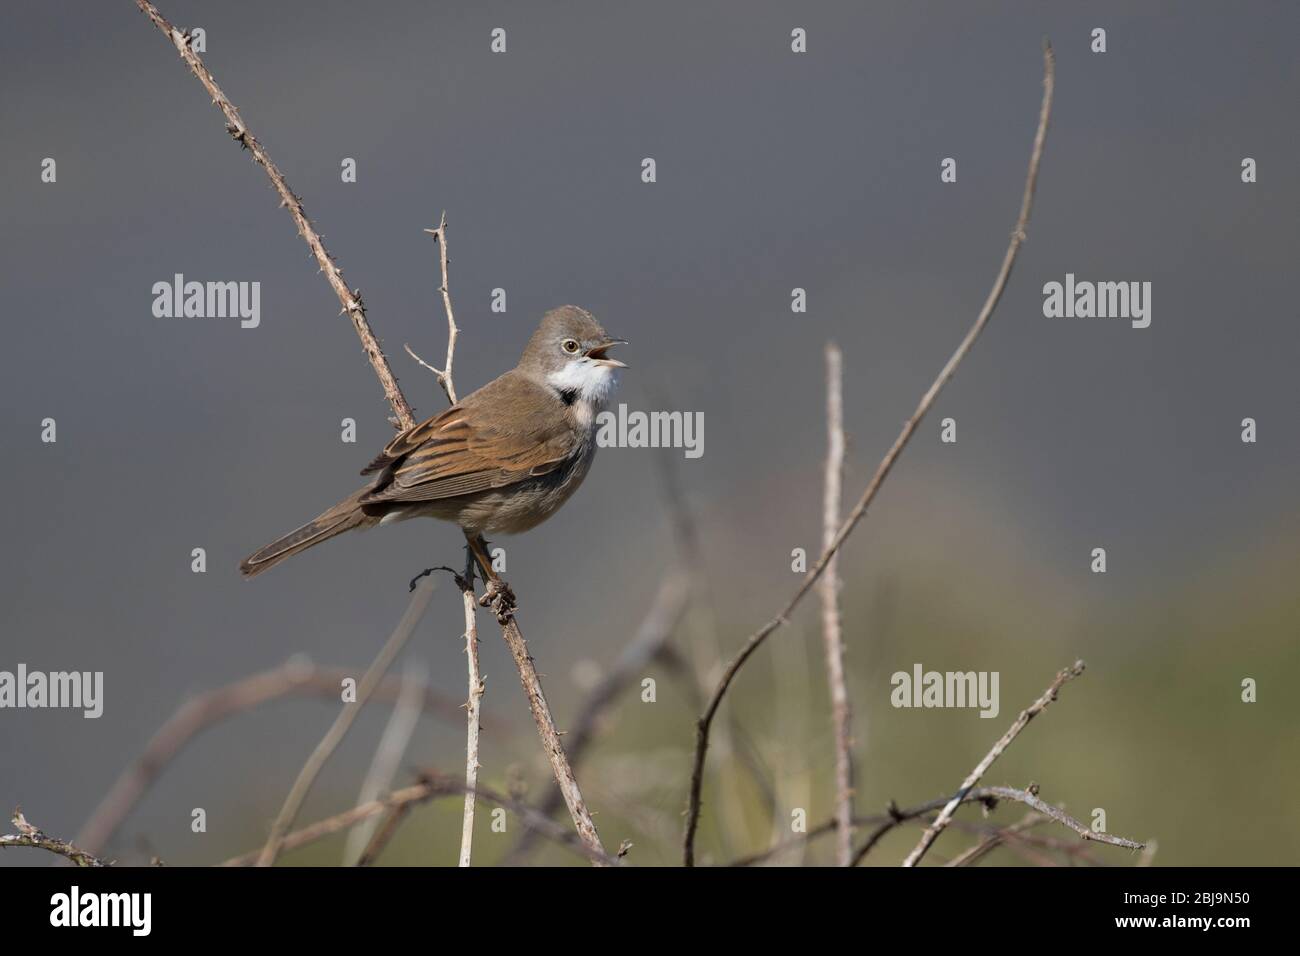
left=562, top=339, right=580, bottom=354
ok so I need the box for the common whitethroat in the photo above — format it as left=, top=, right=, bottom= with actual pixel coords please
left=240, top=306, right=626, bottom=578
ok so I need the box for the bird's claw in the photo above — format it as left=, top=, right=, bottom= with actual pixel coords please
left=478, top=579, right=517, bottom=620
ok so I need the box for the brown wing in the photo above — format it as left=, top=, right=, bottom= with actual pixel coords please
left=360, top=407, right=462, bottom=475
left=359, top=378, right=576, bottom=505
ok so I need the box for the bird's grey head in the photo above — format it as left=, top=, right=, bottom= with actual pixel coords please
left=520, top=305, right=627, bottom=405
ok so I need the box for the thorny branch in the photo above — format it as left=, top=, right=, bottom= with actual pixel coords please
left=405, top=212, right=461, bottom=405
left=901, top=660, right=1089, bottom=866
left=729, top=783, right=1142, bottom=868
left=456, top=569, right=484, bottom=867
left=223, top=772, right=619, bottom=867
left=135, top=0, right=605, bottom=865
left=134, top=0, right=415, bottom=430
left=75, top=657, right=476, bottom=857
left=683, top=41, right=1056, bottom=866
left=502, top=573, right=690, bottom=864
left=404, top=215, right=484, bottom=867
left=2, top=808, right=109, bottom=867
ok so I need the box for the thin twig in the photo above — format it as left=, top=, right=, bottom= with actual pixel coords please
left=408, top=203, right=603, bottom=865
left=134, top=0, right=415, bottom=429
left=457, top=574, right=484, bottom=866
left=136, top=0, right=607, bottom=865
left=730, top=817, right=850, bottom=867
left=466, top=535, right=608, bottom=864
left=502, top=572, right=690, bottom=864
left=653, top=440, right=777, bottom=856
left=405, top=246, right=482, bottom=866
left=735, top=787, right=1135, bottom=868
left=2, top=808, right=109, bottom=867
left=945, top=812, right=1045, bottom=867
left=996, top=827, right=1111, bottom=866
left=849, top=781, right=1141, bottom=867
left=901, top=659, right=1087, bottom=867
left=410, top=212, right=460, bottom=405
left=256, top=578, right=438, bottom=866
left=404, top=211, right=461, bottom=405
left=978, top=783, right=1143, bottom=851
left=355, top=800, right=413, bottom=866
left=75, top=658, right=475, bottom=856
left=820, top=342, right=854, bottom=865
left=342, top=661, right=428, bottom=865
left=223, top=772, right=618, bottom=867
left=683, top=41, right=1056, bottom=866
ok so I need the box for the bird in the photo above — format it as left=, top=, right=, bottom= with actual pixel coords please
left=240, top=305, right=626, bottom=579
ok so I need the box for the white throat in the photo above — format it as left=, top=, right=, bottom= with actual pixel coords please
left=548, top=358, right=620, bottom=408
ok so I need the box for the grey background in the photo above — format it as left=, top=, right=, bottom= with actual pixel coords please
left=2, top=1, right=1297, bottom=865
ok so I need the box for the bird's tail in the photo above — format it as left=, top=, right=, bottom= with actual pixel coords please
left=239, top=489, right=377, bottom=578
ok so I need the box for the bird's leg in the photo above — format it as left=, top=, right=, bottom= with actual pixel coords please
left=407, top=539, right=481, bottom=595
left=461, top=541, right=478, bottom=592
left=408, top=565, right=461, bottom=593
left=463, top=531, right=515, bottom=614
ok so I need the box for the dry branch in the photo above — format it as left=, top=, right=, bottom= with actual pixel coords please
left=405, top=216, right=484, bottom=867
left=223, top=772, right=618, bottom=867
left=820, top=342, right=854, bottom=866
left=407, top=212, right=461, bottom=405
left=901, top=660, right=1086, bottom=867
left=343, top=661, right=428, bottom=865
left=732, top=781, right=1140, bottom=868
left=256, top=578, right=438, bottom=866
left=135, top=0, right=605, bottom=865
left=683, top=41, right=1056, bottom=866
left=975, top=786, right=1142, bottom=851
left=502, top=572, right=690, bottom=864
left=945, top=813, right=1045, bottom=867
left=75, top=658, right=474, bottom=856
left=457, top=574, right=484, bottom=866
left=2, top=809, right=108, bottom=867
left=652, top=443, right=778, bottom=854
left=134, top=0, right=415, bottom=429
left=355, top=800, right=414, bottom=866
left=472, top=557, right=610, bottom=865
left=851, top=783, right=1141, bottom=867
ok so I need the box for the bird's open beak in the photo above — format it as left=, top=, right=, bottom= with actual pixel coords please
left=587, top=339, right=628, bottom=368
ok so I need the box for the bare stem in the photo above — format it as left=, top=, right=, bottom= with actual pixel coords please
left=732, top=783, right=1142, bottom=868
left=901, top=660, right=1087, bottom=867
left=458, top=577, right=484, bottom=866
left=256, top=578, right=438, bottom=866
left=683, top=41, right=1056, bottom=866
left=849, top=783, right=1141, bottom=867
left=2, top=808, right=108, bottom=867
left=405, top=211, right=461, bottom=405
left=820, top=342, right=854, bottom=865
left=343, top=661, right=428, bottom=865
left=75, top=658, right=472, bottom=857
left=945, top=813, right=1045, bottom=867
left=134, top=0, right=415, bottom=429
left=503, top=573, right=689, bottom=864
left=224, top=773, right=618, bottom=867
left=466, top=532, right=609, bottom=865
